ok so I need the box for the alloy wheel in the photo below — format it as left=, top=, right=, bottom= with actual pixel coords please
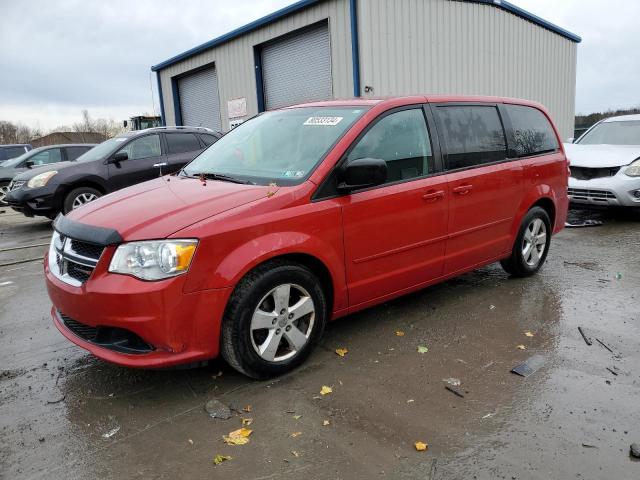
left=71, top=192, right=99, bottom=210
left=250, top=283, right=315, bottom=362
left=0, top=184, right=9, bottom=205
left=522, top=218, right=547, bottom=267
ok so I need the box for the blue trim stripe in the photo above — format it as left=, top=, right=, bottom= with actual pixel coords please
left=253, top=46, right=266, bottom=113
left=349, top=0, right=361, bottom=97
left=171, top=78, right=183, bottom=126
left=155, top=72, right=166, bottom=126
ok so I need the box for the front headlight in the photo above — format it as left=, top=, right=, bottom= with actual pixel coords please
left=108, top=239, right=198, bottom=281
left=27, top=171, right=58, bottom=188
left=625, top=159, right=640, bottom=177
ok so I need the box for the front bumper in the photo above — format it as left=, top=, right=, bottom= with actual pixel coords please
left=5, top=186, right=60, bottom=217
left=46, top=252, right=233, bottom=368
left=568, top=174, right=640, bottom=208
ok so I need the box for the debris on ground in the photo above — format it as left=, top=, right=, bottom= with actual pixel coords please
left=47, top=394, right=65, bottom=404
left=615, top=272, right=623, bottom=280
left=606, top=366, right=620, bottom=376
left=188, top=439, right=194, bottom=445
left=291, top=450, right=300, bottom=457
left=293, top=414, right=302, bottom=420
left=213, top=454, right=232, bottom=465
left=511, top=354, right=545, bottom=377
left=290, top=431, right=302, bottom=438
left=596, top=338, right=614, bottom=353
left=516, top=344, right=526, bottom=350
left=320, top=385, right=332, bottom=396
left=524, top=331, right=534, bottom=337
left=630, top=443, right=640, bottom=458
left=395, top=330, right=405, bottom=337
left=205, top=399, right=232, bottom=420
left=564, top=220, right=603, bottom=228
left=407, top=399, right=415, bottom=403
left=242, top=418, right=253, bottom=426
left=578, top=326, right=593, bottom=346
left=223, top=428, right=252, bottom=446
left=489, top=305, right=496, bottom=310
left=323, top=420, right=330, bottom=426
left=415, top=441, right=428, bottom=451
left=335, top=348, right=348, bottom=357
left=102, top=426, right=120, bottom=439
left=582, top=443, right=598, bottom=449
left=417, top=345, right=429, bottom=354
left=445, top=385, right=465, bottom=398
left=442, top=378, right=461, bottom=387
left=243, top=405, right=252, bottom=413
left=482, top=412, right=495, bottom=419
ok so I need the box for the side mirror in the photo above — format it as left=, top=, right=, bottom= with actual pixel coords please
left=111, top=151, right=128, bottom=163
left=25, top=160, right=34, bottom=169
left=338, top=157, right=387, bottom=191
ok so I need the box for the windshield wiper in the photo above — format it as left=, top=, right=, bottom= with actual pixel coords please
left=180, top=170, right=254, bottom=185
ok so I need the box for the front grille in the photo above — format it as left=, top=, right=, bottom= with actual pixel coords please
left=49, top=231, right=105, bottom=286
left=59, top=312, right=154, bottom=354
left=9, top=180, right=25, bottom=191
left=570, top=166, right=620, bottom=180
left=568, top=188, right=617, bottom=202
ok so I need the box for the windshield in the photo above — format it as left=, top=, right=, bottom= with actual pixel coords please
left=182, top=107, right=367, bottom=185
left=577, top=120, right=640, bottom=145
left=76, top=136, right=130, bottom=162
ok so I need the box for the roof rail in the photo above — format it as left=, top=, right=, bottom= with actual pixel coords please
left=136, top=126, right=216, bottom=134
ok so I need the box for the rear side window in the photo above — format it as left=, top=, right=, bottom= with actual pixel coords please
left=166, top=133, right=201, bottom=154
left=346, top=108, right=434, bottom=183
left=505, top=105, right=559, bottom=157
left=436, top=106, right=507, bottom=170
left=66, top=146, right=92, bottom=161
left=29, top=148, right=62, bottom=166
left=200, top=134, right=219, bottom=147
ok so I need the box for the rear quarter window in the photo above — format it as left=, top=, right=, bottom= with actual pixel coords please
left=166, top=133, right=201, bottom=154
left=505, top=105, right=559, bottom=157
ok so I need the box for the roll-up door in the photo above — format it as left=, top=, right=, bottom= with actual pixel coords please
left=261, top=23, right=332, bottom=110
left=177, top=67, right=222, bottom=131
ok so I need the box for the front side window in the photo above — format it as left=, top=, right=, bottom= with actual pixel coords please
left=183, top=107, right=367, bottom=185
left=29, top=148, right=62, bottom=166
left=166, top=133, right=201, bottom=154
left=117, top=134, right=161, bottom=160
left=505, top=105, right=558, bottom=156
left=0, top=146, right=27, bottom=161
left=346, top=109, right=434, bottom=183
left=66, top=146, right=92, bottom=161
left=436, top=106, right=507, bottom=170
left=577, top=120, right=640, bottom=145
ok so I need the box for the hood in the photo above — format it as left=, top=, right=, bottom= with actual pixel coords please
left=0, top=164, right=27, bottom=181
left=12, top=161, right=75, bottom=181
left=67, top=176, right=274, bottom=241
left=563, top=143, right=640, bottom=168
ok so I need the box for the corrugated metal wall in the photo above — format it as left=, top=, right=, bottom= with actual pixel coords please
left=357, top=0, right=577, bottom=138
left=158, top=0, right=353, bottom=130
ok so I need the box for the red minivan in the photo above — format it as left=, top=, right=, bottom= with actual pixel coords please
left=45, top=96, right=568, bottom=378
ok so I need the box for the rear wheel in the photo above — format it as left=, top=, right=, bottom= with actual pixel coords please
left=221, top=260, right=327, bottom=379
left=63, top=187, right=101, bottom=214
left=500, top=206, right=551, bottom=277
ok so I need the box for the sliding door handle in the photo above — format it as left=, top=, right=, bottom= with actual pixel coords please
left=422, top=190, right=445, bottom=202
left=453, top=184, right=473, bottom=195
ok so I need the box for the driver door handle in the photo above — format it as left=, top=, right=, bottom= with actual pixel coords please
left=422, top=190, right=445, bottom=202
left=453, top=184, right=473, bottom=195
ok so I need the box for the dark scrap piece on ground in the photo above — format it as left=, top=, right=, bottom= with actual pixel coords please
left=630, top=443, right=640, bottom=459
left=511, top=354, right=545, bottom=377
left=564, top=220, right=603, bottom=228
left=596, top=338, right=614, bottom=353
left=205, top=399, right=232, bottom=420
left=444, top=385, right=465, bottom=398
left=578, top=326, right=593, bottom=346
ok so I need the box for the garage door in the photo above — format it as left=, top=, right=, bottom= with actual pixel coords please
left=178, top=67, right=222, bottom=131
left=262, top=23, right=332, bottom=110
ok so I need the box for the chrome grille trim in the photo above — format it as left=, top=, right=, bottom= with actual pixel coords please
left=48, top=231, right=104, bottom=286
left=9, top=180, right=25, bottom=191
left=567, top=188, right=617, bottom=202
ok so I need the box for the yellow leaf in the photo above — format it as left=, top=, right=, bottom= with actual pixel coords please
left=320, top=385, right=333, bottom=396
left=290, top=431, right=302, bottom=438
left=323, top=420, right=330, bottom=426
left=293, top=414, right=302, bottom=420
left=395, top=330, right=405, bottom=337
left=516, top=344, right=526, bottom=350
left=223, top=428, right=253, bottom=446
left=524, top=331, right=534, bottom=337
left=242, top=418, right=253, bottom=426
left=213, top=454, right=232, bottom=465
left=335, top=348, right=348, bottom=357
left=415, top=441, right=428, bottom=451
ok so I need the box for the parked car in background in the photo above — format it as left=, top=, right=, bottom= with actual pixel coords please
left=0, top=144, right=32, bottom=165
left=43, top=96, right=568, bottom=378
left=0, top=144, right=95, bottom=206
left=566, top=114, right=640, bottom=209
left=6, top=127, right=220, bottom=218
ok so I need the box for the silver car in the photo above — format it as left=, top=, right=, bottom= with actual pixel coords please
left=566, top=114, right=640, bottom=209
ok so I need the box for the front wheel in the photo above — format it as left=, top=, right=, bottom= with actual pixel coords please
left=0, top=182, right=10, bottom=205
left=63, top=187, right=102, bottom=214
left=500, top=206, right=551, bottom=277
left=221, top=260, right=327, bottom=379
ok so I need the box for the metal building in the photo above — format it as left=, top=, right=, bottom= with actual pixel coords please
left=151, top=0, right=580, bottom=137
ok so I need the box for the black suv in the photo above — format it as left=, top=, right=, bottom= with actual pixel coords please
left=6, top=127, right=220, bottom=218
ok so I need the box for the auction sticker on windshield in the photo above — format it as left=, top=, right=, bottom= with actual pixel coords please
left=303, top=116, right=343, bottom=126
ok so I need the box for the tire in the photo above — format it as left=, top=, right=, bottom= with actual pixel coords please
left=221, top=260, right=328, bottom=379
left=0, top=181, right=9, bottom=205
left=63, top=187, right=102, bottom=214
left=500, top=206, right=551, bottom=277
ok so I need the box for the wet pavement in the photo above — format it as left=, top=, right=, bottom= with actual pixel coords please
left=1, top=208, right=639, bottom=479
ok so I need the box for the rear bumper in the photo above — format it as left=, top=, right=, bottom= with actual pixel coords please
left=46, top=255, right=233, bottom=368
left=568, top=175, right=640, bottom=208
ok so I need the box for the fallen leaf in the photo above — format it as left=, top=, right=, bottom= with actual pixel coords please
left=417, top=345, right=429, bottom=354
left=524, top=331, right=534, bottom=337
left=291, top=450, right=300, bottom=457
left=320, top=385, right=333, bottom=396
left=323, top=420, right=330, bottom=426
left=415, top=441, right=428, bottom=451
left=242, top=418, right=253, bottom=426
left=395, top=330, right=405, bottom=337
left=516, top=344, right=526, bottom=350
left=243, top=405, right=252, bottom=413
left=290, top=431, right=302, bottom=438
left=223, top=428, right=253, bottom=446
left=335, top=348, right=348, bottom=357
left=293, top=414, right=302, bottom=420
left=407, top=399, right=415, bottom=403
left=188, top=439, right=194, bottom=445
left=213, top=454, right=232, bottom=465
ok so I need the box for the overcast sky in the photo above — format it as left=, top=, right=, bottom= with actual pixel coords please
left=1, top=0, right=638, bottom=130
